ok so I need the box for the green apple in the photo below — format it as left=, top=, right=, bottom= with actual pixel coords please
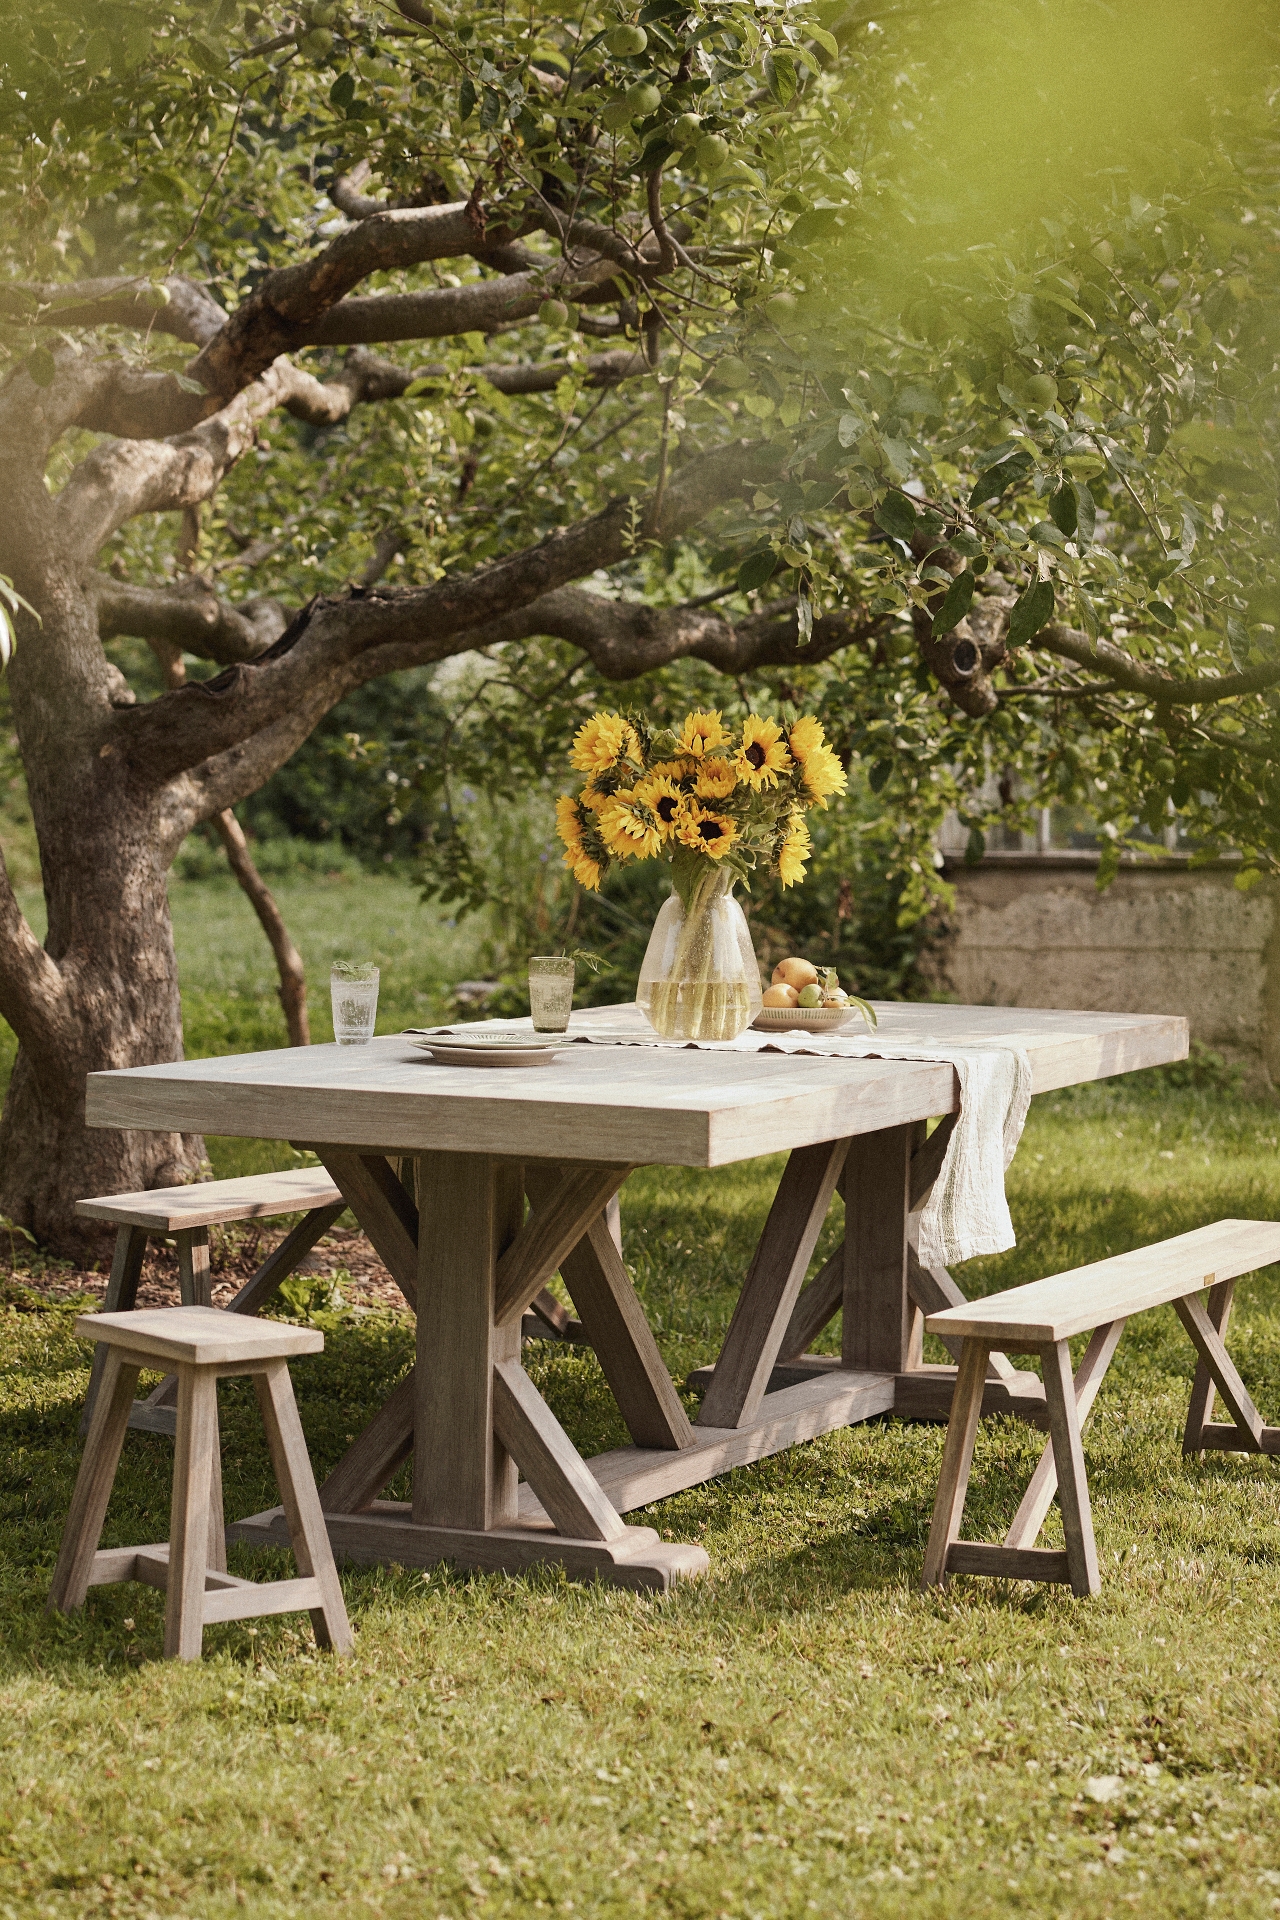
left=624, top=80, right=661, bottom=116
left=606, top=24, right=647, bottom=55
left=797, top=983, right=824, bottom=1008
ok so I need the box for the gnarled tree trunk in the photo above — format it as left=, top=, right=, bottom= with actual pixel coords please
left=0, top=571, right=204, bottom=1255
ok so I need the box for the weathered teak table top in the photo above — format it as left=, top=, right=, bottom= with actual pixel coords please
left=86, top=1000, right=1188, bottom=1592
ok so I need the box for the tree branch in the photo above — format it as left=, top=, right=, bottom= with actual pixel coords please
left=94, top=574, right=287, bottom=663
left=163, top=581, right=884, bottom=837
left=119, top=441, right=757, bottom=791
left=54, top=359, right=346, bottom=559
left=410, top=585, right=886, bottom=679
left=212, top=810, right=310, bottom=1045
left=187, top=201, right=535, bottom=397
left=1034, top=622, right=1280, bottom=705
left=0, top=275, right=227, bottom=346
left=301, top=254, right=621, bottom=347
left=0, top=351, right=132, bottom=468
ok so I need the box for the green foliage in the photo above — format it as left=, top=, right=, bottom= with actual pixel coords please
left=3, top=0, right=1279, bottom=931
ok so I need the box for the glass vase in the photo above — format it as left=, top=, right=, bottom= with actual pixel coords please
left=636, top=866, right=762, bottom=1042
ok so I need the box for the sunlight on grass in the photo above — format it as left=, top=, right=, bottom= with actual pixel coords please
left=5, top=1075, right=1280, bottom=1915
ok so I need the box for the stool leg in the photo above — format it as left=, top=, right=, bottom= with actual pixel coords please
left=1041, top=1339, right=1101, bottom=1598
left=254, top=1361, right=353, bottom=1654
left=141, top=1231, right=215, bottom=1421
left=207, top=1389, right=228, bottom=1575
left=165, top=1364, right=219, bottom=1660
left=176, top=1228, right=212, bottom=1306
left=921, top=1338, right=988, bottom=1587
left=50, top=1349, right=142, bottom=1613
left=81, top=1228, right=148, bottom=1435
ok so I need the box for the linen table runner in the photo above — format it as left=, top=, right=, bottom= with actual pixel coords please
left=410, top=1011, right=1031, bottom=1268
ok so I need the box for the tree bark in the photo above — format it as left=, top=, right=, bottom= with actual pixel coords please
left=212, top=810, right=310, bottom=1048
left=0, top=753, right=205, bottom=1257
left=0, top=523, right=206, bottom=1256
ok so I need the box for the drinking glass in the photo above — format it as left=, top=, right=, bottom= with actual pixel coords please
left=331, top=962, right=380, bottom=1044
left=528, top=955, right=574, bottom=1033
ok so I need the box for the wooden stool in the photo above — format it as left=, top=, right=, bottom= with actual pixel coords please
left=77, top=1168, right=346, bottom=1437
left=50, top=1306, right=352, bottom=1660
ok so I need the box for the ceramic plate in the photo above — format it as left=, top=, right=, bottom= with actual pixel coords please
left=750, top=1006, right=856, bottom=1034
left=405, top=1031, right=572, bottom=1068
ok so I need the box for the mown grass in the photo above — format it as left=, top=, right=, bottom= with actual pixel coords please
left=6, top=1052, right=1280, bottom=1918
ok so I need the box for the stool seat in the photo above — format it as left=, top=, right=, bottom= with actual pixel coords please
left=80, top=1305, right=324, bottom=1369
left=51, top=1306, right=351, bottom=1660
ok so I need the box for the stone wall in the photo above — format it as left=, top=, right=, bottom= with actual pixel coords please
left=923, top=853, right=1280, bottom=1087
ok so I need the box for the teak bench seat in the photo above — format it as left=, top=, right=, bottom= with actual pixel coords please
left=921, top=1219, right=1280, bottom=1598
left=77, top=1168, right=347, bottom=1438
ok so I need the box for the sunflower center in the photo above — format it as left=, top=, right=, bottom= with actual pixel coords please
left=657, top=795, right=679, bottom=823
left=697, top=819, right=724, bottom=843
left=745, top=742, right=766, bottom=770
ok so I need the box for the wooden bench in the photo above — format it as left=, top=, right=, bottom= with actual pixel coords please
left=77, top=1168, right=346, bottom=1437
left=920, top=1219, right=1280, bottom=1598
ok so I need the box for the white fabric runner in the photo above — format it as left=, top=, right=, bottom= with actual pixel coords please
left=410, top=1010, right=1031, bottom=1269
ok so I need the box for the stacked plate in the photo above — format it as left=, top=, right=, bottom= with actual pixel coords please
left=405, top=1031, right=571, bottom=1069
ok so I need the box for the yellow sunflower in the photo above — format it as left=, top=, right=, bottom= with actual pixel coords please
left=787, top=715, right=847, bottom=808
left=777, top=812, right=812, bottom=889
left=555, top=795, right=604, bottom=890
left=676, top=709, right=726, bottom=758
left=694, top=756, right=737, bottom=801
left=677, top=802, right=738, bottom=859
left=734, top=714, right=792, bottom=791
left=650, top=757, right=698, bottom=786
left=597, top=790, right=663, bottom=862
left=633, top=772, right=686, bottom=840
left=570, top=711, right=640, bottom=775
left=577, top=776, right=615, bottom=812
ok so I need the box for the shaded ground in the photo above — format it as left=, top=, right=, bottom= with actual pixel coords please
left=4, top=1220, right=409, bottom=1317
left=6, top=1078, right=1280, bottom=1916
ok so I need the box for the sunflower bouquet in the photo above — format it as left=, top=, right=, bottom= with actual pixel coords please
left=555, top=707, right=848, bottom=1040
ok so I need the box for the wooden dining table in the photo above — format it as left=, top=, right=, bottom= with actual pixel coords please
left=85, top=1000, right=1187, bottom=1592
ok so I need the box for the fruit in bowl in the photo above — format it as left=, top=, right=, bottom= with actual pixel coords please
left=771, top=956, right=819, bottom=991
left=759, top=960, right=877, bottom=1029
left=762, top=982, right=800, bottom=1008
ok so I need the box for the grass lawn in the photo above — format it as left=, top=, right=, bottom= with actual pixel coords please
left=4, top=879, right=1280, bottom=1915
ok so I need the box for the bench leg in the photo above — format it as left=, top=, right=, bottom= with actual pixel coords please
left=254, top=1360, right=353, bottom=1654
left=165, top=1365, right=220, bottom=1660
left=176, top=1228, right=212, bottom=1306
left=51, top=1350, right=143, bottom=1614
left=1040, top=1339, right=1100, bottom=1598
left=1005, top=1320, right=1124, bottom=1551
left=920, top=1338, right=988, bottom=1586
left=224, top=1203, right=347, bottom=1317
left=81, top=1227, right=148, bottom=1435
left=1182, top=1278, right=1235, bottom=1456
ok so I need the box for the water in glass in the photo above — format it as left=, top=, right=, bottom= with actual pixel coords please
left=528, top=955, right=574, bottom=1032
left=331, top=963, right=379, bottom=1044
